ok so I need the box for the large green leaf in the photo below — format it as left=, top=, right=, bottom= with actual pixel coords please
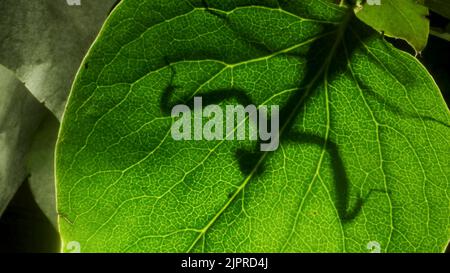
left=56, top=0, right=450, bottom=253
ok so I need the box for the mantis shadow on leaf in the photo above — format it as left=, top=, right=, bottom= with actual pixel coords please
left=159, top=3, right=387, bottom=223
left=285, top=132, right=389, bottom=222
left=353, top=70, right=450, bottom=129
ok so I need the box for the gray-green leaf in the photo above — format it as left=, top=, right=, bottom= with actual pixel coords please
left=26, top=113, right=60, bottom=228
left=0, top=65, right=47, bottom=215
left=0, top=0, right=117, bottom=118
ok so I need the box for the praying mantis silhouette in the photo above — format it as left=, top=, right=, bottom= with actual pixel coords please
left=158, top=1, right=390, bottom=225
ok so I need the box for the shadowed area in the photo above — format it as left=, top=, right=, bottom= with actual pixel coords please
left=158, top=7, right=379, bottom=223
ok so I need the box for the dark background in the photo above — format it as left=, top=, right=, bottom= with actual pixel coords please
left=0, top=10, right=448, bottom=253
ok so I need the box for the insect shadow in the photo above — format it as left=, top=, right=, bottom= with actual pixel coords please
left=285, top=132, right=389, bottom=222
left=355, top=75, right=450, bottom=129
left=159, top=3, right=389, bottom=223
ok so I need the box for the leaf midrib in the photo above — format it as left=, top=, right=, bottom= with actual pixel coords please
left=185, top=10, right=354, bottom=253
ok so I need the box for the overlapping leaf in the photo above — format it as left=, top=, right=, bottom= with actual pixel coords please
left=0, top=0, right=117, bottom=118
left=0, top=65, right=47, bottom=215
left=355, top=0, right=429, bottom=52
